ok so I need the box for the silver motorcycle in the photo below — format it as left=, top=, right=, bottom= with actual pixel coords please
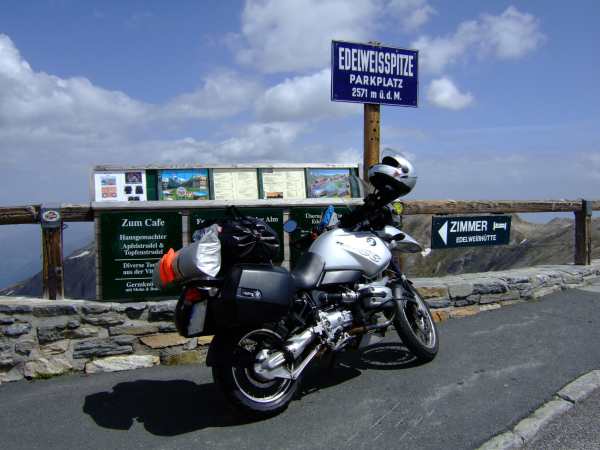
left=174, top=156, right=438, bottom=416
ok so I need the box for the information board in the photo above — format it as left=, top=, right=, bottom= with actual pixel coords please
left=94, top=171, right=148, bottom=202
left=260, top=168, right=306, bottom=200
left=100, top=211, right=182, bottom=300
left=431, top=215, right=511, bottom=249
left=93, top=165, right=361, bottom=202
left=159, top=169, right=210, bottom=201
left=212, top=169, right=259, bottom=200
left=331, top=40, right=418, bottom=107
left=189, top=208, right=284, bottom=262
left=306, top=168, right=355, bottom=198
left=288, top=206, right=351, bottom=265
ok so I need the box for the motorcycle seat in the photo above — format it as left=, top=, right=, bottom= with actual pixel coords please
left=291, top=252, right=325, bottom=290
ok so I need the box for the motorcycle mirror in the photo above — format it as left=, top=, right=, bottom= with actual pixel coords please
left=283, top=219, right=298, bottom=233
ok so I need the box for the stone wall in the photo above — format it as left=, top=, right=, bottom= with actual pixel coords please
left=1, top=260, right=599, bottom=384
left=413, top=261, right=600, bottom=321
left=0, top=298, right=208, bottom=383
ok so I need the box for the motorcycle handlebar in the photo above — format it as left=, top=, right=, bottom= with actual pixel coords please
left=339, top=193, right=393, bottom=230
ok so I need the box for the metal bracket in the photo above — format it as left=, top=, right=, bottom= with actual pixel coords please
left=40, top=204, right=62, bottom=229
left=582, top=199, right=592, bottom=217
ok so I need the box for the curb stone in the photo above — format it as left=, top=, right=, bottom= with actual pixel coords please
left=477, top=369, right=600, bottom=449
left=477, top=431, right=523, bottom=450
left=556, top=370, right=600, bottom=403
left=513, top=399, right=573, bottom=443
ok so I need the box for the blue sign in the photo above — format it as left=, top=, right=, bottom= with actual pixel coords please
left=331, top=40, right=418, bottom=107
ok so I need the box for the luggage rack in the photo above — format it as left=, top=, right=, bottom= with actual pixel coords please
left=178, top=276, right=225, bottom=288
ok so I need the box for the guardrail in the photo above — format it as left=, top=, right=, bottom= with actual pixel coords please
left=0, top=199, right=597, bottom=300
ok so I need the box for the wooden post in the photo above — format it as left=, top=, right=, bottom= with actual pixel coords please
left=574, top=199, right=592, bottom=265
left=363, top=103, right=380, bottom=179
left=40, top=206, right=64, bottom=299
left=42, top=226, right=64, bottom=299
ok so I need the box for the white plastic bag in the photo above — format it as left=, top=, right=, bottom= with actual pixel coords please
left=174, top=224, right=221, bottom=278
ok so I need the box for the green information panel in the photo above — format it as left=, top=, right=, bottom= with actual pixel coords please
left=189, top=208, right=284, bottom=262
left=288, top=206, right=352, bottom=266
left=100, top=211, right=183, bottom=301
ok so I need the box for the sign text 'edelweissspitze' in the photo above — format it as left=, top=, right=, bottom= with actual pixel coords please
left=331, top=40, right=418, bottom=107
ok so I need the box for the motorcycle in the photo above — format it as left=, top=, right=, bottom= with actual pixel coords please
left=173, top=159, right=438, bottom=417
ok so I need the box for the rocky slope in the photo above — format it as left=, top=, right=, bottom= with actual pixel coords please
left=1, top=215, right=598, bottom=300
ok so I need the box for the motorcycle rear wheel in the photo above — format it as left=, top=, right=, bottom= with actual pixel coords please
left=393, top=284, right=439, bottom=362
left=212, top=328, right=299, bottom=417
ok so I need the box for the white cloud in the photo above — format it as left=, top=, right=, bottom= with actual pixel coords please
left=164, top=71, right=261, bottom=119
left=0, top=35, right=149, bottom=135
left=256, top=68, right=359, bottom=121
left=0, top=34, right=256, bottom=138
left=232, top=0, right=381, bottom=73
left=0, top=33, right=264, bottom=178
left=427, top=77, right=474, bottom=110
left=388, top=0, right=436, bottom=31
left=413, top=6, right=545, bottom=73
left=156, top=121, right=305, bottom=164
left=479, top=6, right=545, bottom=59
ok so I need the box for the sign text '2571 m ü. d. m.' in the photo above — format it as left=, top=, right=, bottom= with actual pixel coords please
left=331, top=40, right=418, bottom=107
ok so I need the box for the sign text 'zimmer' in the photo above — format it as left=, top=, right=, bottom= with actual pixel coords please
left=431, top=215, right=511, bottom=249
left=331, top=40, right=418, bottom=107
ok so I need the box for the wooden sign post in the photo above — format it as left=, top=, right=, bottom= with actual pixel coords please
left=574, top=199, right=592, bottom=265
left=40, top=206, right=64, bottom=300
left=363, top=103, right=380, bottom=179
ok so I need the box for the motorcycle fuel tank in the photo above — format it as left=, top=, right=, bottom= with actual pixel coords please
left=309, top=229, right=391, bottom=278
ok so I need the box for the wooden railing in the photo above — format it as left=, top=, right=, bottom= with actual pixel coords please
left=0, top=199, right=597, bottom=300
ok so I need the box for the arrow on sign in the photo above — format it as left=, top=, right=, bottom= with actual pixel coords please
left=438, top=221, right=448, bottom=245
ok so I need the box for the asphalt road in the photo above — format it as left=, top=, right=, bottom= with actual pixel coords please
left=1, top=286, right=600, bottom=450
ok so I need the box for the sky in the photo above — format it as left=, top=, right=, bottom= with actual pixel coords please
left=0, top=0, right=599, bottom=286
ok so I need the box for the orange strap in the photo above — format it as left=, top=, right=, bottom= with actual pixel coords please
left=159, top=248, right=177, bottom=286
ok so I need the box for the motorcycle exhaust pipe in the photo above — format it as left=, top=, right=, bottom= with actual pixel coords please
left=348, top=316, right=395, bottom=336
left=259, top=342, right=323, bottom=381
left=258, top=327, right=318, bottom=375
left=285, top=327, right=318, bottom=358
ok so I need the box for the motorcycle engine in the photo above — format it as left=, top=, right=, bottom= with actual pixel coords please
left=317, top=310, right=353, bottom=349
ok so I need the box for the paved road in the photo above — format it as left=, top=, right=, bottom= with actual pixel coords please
left=1, top=286, right=600, bottom=450
left=524, top=387, right=600, bottom=449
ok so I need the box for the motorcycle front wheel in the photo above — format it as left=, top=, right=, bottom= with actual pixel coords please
left=393, top=283, right=439, bottom=362
left=211, top=328, right=299, bottom=417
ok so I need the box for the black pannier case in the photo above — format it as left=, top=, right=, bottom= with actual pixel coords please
left=219, top=264, right=293, bottom=325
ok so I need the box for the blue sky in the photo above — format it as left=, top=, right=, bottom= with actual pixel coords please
left=0, top=0, right=599, bottom=285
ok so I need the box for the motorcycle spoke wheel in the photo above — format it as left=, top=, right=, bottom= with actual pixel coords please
left=231, top=329, right=293, bottom=404
left=393, top=286, right=439, bottom=362
left=405, top=300, right=435, bottom=349
left=211, top=328, right=300, bottom=417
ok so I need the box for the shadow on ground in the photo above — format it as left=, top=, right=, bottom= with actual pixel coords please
left=82, top=342, right=418, bottom=436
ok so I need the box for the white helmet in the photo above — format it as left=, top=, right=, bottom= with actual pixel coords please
left=367, top=154, right=417, bottom=199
